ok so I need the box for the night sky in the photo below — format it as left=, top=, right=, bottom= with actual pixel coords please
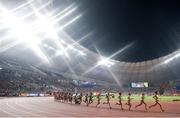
left=68, top=0, right=180, bottom=62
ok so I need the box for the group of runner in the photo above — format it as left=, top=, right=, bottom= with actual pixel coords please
left=54, top=91, right=93, bottom=105
left=54, top=91, right=164, bottom=112
left=115, top=91, right=164, bottom=112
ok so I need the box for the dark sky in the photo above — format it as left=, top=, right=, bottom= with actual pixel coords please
left=66, top=0, right=180, bottom=62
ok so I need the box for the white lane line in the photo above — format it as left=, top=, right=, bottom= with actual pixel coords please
left=20, top=99, right=65, bottom=117
left=6, top=100, right=40, bottom=117
left=29, top=99, right=92, bottom=116
left=16, top=99, right=48, bottom=114
left=27, top=99, right=67, bottom=116
left=27, top=98, right=71, bottom=116
left=0, top=107, right=18, bottom=117
left=0, top=100, right=18, bottom=117
left=15, top=99, right=45, bottom=117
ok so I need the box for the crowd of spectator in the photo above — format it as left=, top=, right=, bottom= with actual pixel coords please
left=0, top=58, right=178, bottom=97
left=0, top=66, right=77, bottom=96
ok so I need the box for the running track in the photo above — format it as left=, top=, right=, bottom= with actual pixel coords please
left=0, top=97, right=180, bottom=117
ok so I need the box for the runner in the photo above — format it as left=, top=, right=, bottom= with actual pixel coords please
left=96, top=93, right=101, bottom=107
left=125, top=93, right=133, bottom=111
left=115, top=92, right=123, bottom=110
left=149, top=91, right=164, bottom=112
left=84, top=93, right=89, bottom=106
left=135, top=93, right=147, bottom=111
left=89, top=92, right=93, bottom=104
left=103, top=92, right=112, bottom=109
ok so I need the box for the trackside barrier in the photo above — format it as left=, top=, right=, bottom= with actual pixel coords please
left=27, top=93, right=39, bottom=97
left=19, top=93, right=51, bottom=97
left=19, top=93, right=28, bottom=97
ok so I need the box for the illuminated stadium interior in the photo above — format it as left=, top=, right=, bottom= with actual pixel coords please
left=0, top=0, right=180, bottom=117
left=0, top=0, right=180, bottom=87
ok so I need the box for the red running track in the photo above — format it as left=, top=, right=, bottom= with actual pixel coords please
left=0, top=97, right=179, bottom=117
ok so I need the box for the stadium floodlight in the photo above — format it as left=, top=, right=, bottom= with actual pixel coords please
left=0, top=0, right=84, bottom=66
left=164, top=57, right=174, bottom=64
left=47, top=46, right=55, bottom=51
left=67, top=45, right=76, bottom=51
left=78, top=51, right=86, bottom=56
left=98, top=58, right=114, bottom=67
left=0, top=6, right=50, bottom=63
left=28, top=4, right=59, bottom=39
left=82, top=42, right=135, bottom=75
left=55, top=50, right=64, bottom=56
left=60, top=40, right=66, bottom=45
left=163, top=52, right=180, bottom=64
left=43, top=44, right=49, bottom=48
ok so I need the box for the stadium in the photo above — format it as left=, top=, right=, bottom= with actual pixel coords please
left=0, top=0, right=180, bottom=117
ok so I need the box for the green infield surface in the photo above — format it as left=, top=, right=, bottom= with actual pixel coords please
left=91, top=95, right=180, bottom=102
